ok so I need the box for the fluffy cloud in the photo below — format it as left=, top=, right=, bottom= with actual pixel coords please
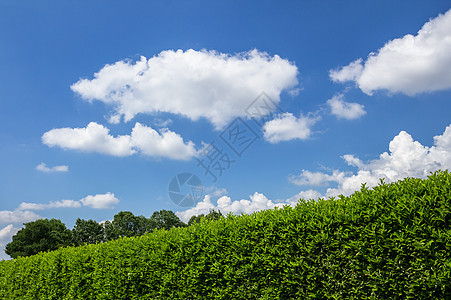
left=36, top=163, right=69, bottom=173
left=327, top=94, right=366, bottom=120
left=285, top=190, right=324, bottom=206
left=71, top=49, right=298, bottom=129
left=329, top=59, right=363, bottom=83
left=177, top=124, right=451, bottom=222
left=130, top=123, right=196, bottom=160
left=291, top=124, right=451, bottom=197
left=0, top=210, right=41, bottom=224
left=80, top=192, right=119, bottom=209
left=330, top=9, right=451, bottom=95
left=17, top=199, right=81, bottom=211
left=0, top=225, right=19, bottom=247
left=263, top=113, right=319, bottom=143
left=177, top=192, right=283, bottom=222
left=43, top=122, right=196, bottom=160
left=42, top=122, right=135, bottom=157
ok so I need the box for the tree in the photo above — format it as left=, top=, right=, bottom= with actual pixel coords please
left=188, top=210, right=223, bottom=226
left=188, top=214, right=205, bottom=226
left=104, top=211, right=152, bottom=241
left=5, top=219, right=72, bottom=259
left=205, top=210, right=223, bottom=221
left=149, top=209, right=185, bottom=230
left=72, top=218, right=104, bottom=246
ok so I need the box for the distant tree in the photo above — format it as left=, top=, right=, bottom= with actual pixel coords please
left=205, top=210, right=223, bottom=221
left=188, top=214, right=205, bottom=226
left=188, top=210, right=223, bottom=226
left=104, top=211, right=152, bottom=241
left=149, top=209, right=185, bottom=230
left=5, top=219, right=72, bottom=259
left=72, top=218, right=104, bottom=246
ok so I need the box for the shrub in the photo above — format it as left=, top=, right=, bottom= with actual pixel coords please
left=1, top=171, right=450, bottom=299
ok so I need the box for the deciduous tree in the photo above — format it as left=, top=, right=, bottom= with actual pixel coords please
left=5, top=219, right=72, bottom=259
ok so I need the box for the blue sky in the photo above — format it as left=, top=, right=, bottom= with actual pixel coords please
left=1, top=1, right=451, bottom=259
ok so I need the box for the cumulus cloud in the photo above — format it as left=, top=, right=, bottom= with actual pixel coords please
left=0, top=225, right=19, bottom=247
left=71, top=49, right=298, bottom=129
left=42, top=122, right=135, bottom=157
left=0, top=210, right=42, bottom=224
left=43, top=122, right=196, bottom=160
left=36, top=163, right=69, bottom=173
left=263, top=113, right=319, bottom=143
left=291, top=124, right=451, bottom=197
left=80, top=192, right=119, bottom=209
left=330, top=59, right=364, bottom=83
left=327, top=94, right=366, bottom=120
left=176, top=192, right=283, bottom=223
left=177, top=124, right=451, bottom=222
left=285, top=190, right=324, bottom=206
left=130, top=123, right=196, bottom=160
left=330, top=9, right=451, bottom=95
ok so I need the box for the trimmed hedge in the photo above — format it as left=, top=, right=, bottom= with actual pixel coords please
left=1, top=171, right=450, bottom=299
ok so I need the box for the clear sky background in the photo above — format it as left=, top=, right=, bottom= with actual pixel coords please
left=1, top=0, right=451, bottom=260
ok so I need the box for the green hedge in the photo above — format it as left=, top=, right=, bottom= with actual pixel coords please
left=1, top=171, right=450, bottom=299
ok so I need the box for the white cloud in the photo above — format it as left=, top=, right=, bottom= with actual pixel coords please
left=71, top=49, right=298, bottom=129
left=17, top=199, right=81, bottom=211
left=42, top=122, right=196, bottom=160
left=153, top=118, right=173, bottom=127
left=131, top=123, right=196, bottom=160
left=80, top=192, right=119, bottom=209
left=203, top=186, right=229, bottom=198
left=263, top=113, right=319, bottom=143
left=0, top=210, right=42, bottom=224
left=330, top=9, right=451, bottom=95
left=0, top=193, right=117, bottom=259
left=291, top=124, right=451, bottom=197
left=217, top=192, right=281, bottom=215
left=36, top=163, right=69, bottom=173
left=327, top=94, right=366, bottom=120
left=16, top=193, right=119, bottom=211
left=176, top=192, right=283, bottom=223
left=285, top=190, right=324, bottom=205
left=0, top=225, right=19, bottom=247
left=289, top=169, right=346, bottom=186
left=42, top=122, right=135, bottom=157
left=329, top=59, right=363, bottom=83
left=177, top=124, right=451, bottom=223
left=211, top=188, right=228, bottom=198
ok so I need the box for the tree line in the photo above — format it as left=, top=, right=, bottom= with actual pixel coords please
left=5, top=209, right=223, bottom=259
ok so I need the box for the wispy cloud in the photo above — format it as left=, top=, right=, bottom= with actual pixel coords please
left=17, top=199, right=81, bottom=211
left=36, top=163, right=69, bottom=173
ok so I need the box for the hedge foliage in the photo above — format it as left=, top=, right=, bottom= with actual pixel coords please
left=1, top=171, right=450, bottom=299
